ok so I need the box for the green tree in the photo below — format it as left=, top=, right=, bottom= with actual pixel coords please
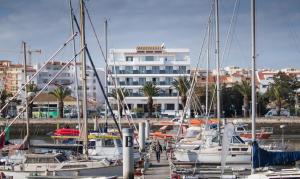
left=26, top=83, right=39, bottom=118
left=221, top=84, right=243, bottom=118
left=194, top=84, right=218, bottom=117
left=0, top=89, right=12, bottom=118
left=268, top=84, right=286, bottom=116
left=172, top=77, right=190, bottom=108
left=109, top=88, right=129, bottom=117
left=267, top=72, right=299, bottom=116
left=141, top=82, right=159, bottom=117
left=49, top=86, right=71, bottom=118
left=235, top=80, right=251, bottom=117
left=257, top=92, right=269, bottom=117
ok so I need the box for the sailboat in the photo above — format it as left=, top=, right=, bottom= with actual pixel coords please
left=246, top=0, right=300, bottom=178
left=173, top=0, right=252, bottom=165
left=0, top=1, right=125, bottom=178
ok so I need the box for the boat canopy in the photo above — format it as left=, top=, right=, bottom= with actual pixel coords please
left=253, top=141, right=300, bottom=168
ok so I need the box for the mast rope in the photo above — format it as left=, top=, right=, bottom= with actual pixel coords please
left=0, top=48, right=85, bottom=138
left=82, top=3, right=140, bottom=141
left=175, top=2, right=214, bottom=141
left=0, top=33, right=78, bottom=115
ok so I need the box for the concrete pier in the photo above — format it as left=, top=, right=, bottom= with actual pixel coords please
left=144, top=140, right=170, bottom=179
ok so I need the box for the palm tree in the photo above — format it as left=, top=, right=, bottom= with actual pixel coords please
left=172, top=77, right=190, bottom=108
left=267, top=72, right=300, bottom=116
left=268, top=84, right=285, bottom=116
left=0, top=89, right=12, bottom=118
left=109, top=88, right=129, bottom=117
left=235, top=80, right=251, bottom=117
left=49, top=86, right=71, bottom=118
left=141, top=82, right=159, bottom=117
left=26, top=83, right=39, bottom=118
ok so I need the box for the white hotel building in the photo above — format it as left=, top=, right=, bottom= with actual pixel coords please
left=108, top=45, right=190, bottom=117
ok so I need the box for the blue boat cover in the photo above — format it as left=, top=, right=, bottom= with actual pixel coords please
left=253, top=141, right=300, bottom=168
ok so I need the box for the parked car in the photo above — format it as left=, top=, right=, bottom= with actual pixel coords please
left=264, top=109, right=290, bottom=117
left=64, top=112, right=78, bottom=118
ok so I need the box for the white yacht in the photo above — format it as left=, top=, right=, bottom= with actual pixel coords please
left=87, top=133, right=122, bottom=161
left=175, top=123, right=218, bottom=150
left=174, top=135, right=251, bottom=164
left=0, top=152, right=122, bottom=177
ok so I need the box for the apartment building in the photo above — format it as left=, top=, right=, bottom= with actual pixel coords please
left=0, top=60, right=11, bottom=91
left=257, top=68, right=300, bottom=93
left=108, top=45, right=191, bottom=117
left=3, top=63, right=36, bottom=96
left=34, top=61, right=105, bottom=107
left=192, top=67, right=251, bottom=88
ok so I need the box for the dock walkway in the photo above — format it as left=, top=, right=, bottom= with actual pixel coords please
left=144, top=149, right=170, bottom=179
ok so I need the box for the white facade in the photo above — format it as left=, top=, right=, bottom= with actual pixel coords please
left=108, top=45, right=191, bottom=117
left=34, top=61, right=105, bottom=107
left=257, top=69, right=300, bottom=93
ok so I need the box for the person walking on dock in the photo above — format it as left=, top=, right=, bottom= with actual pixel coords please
left=154, top=140, right=162, bottom=163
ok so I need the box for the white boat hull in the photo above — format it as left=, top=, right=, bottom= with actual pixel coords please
left=54, top=164, right=122, bottom=177
left=174, top=149, right=251, bottom=164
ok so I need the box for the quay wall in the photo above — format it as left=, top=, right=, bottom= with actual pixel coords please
left=1, top=117, right=300, bottom=136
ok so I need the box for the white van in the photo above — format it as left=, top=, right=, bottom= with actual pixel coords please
left=264, top=109, right=290, bottom=117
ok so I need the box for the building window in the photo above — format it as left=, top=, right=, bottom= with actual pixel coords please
left=125, top=66, right=133, bottom=74
left=152, top=66, right=159, bottom=74
left=166, top=77, right=173, bottom=85
left=165, top=66, right=173, bottom=74
left=179, top=104, right=183, bottom=110
left=126, top=56, right=133, bottom=61
left=126, top=78, right=133, bottom=85
left=165, top=104, right=175, bottom=110
left=179, top=66, right=186, bottom=74
left=145, top=56, right=154, bottom=61
left=139, top=78, right=146, bottom=85
left=112, top=66, right=120, bottom=74
left=152, top=77, right=159, bottom=84
left=127, top=104, right=132, bottom=110
left=139, top=66, right=146, bottom=74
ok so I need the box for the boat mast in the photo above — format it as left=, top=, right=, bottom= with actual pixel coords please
left=79, top=0, right=88, bottom=156
left=251, top=0, right=256, bottom=174
left=104, top=19, right=108, bottom=132
left=23, top=41, right=29, bottom=145
left=214, top=0, right=221, bottom=143
left=206, top=17, right=211, bottom=117
left=69, top=0, right=81, bottom=132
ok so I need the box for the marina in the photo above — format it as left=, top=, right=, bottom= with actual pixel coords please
left=0, top=0, right=300, bottom=178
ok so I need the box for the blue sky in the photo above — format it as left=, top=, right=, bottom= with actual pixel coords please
left=0, top=0, right=299, bottom=70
